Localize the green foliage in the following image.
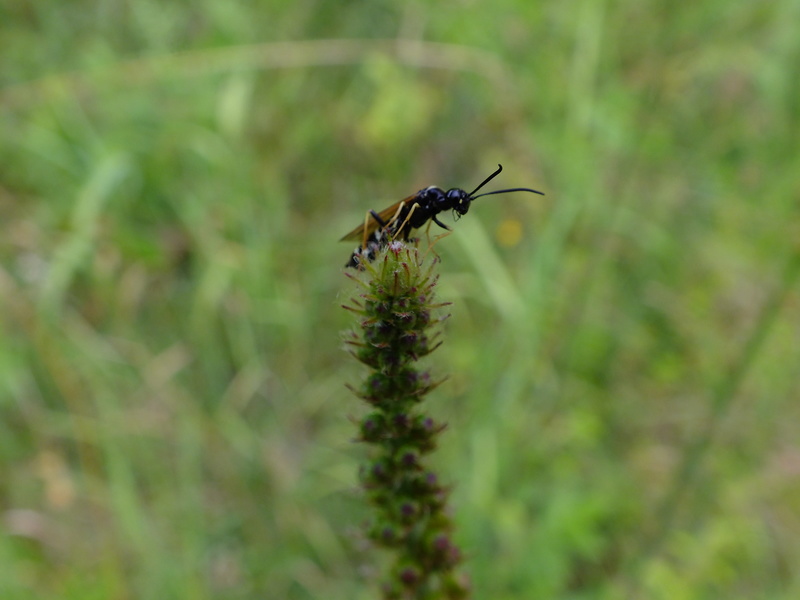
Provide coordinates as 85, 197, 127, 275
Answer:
2, 1, 800, 599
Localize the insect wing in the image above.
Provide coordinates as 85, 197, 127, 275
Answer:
339, 195, 416, 242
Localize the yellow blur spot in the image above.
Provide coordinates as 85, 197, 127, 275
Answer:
495, 218, 523, 248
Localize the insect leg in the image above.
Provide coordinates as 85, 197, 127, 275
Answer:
390, 202, 420, 241
424, 229, 453, 262
431, 215, 451, 232
385, 201, 407, 231
370, 210, 388, 227
418, 214, 451, 258
361, 209, 389, 249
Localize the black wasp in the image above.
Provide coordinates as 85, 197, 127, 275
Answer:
340, 164, 544, 268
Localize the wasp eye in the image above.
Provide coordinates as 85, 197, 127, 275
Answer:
445, 189, 463, 202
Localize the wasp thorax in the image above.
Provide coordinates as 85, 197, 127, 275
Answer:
420, 187, 446, 208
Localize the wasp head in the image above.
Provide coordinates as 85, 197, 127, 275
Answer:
446, 188, 472, 217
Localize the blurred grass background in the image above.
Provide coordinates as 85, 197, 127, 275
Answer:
2, 1, 799, 598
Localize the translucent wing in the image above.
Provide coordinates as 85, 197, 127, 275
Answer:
339, 195, 416, 242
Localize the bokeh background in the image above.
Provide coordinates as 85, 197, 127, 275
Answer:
2, 2, 799, 599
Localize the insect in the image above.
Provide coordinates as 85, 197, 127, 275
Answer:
340, 164, 544, 268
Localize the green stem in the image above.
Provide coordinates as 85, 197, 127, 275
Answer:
343, 242, 469, 600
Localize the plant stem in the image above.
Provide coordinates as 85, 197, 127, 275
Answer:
343, 241, 469, 600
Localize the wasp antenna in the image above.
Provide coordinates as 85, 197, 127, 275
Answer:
471, 187, 545, 199
467, 164, 503, 197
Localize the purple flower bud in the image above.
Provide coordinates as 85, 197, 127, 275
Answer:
399, 566, 419, 586
433, 534, 450, 553
400, 449, 418, 467
393, 413, 410, 429
400, 501, 417, 520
